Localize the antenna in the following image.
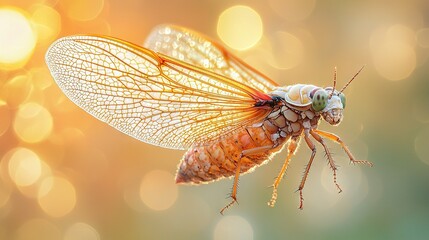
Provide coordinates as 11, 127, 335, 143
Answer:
339, 65, 365, 93
329, 66, 337, 99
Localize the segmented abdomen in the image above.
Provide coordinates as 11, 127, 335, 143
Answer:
176, 127, 271, 184
175, 114, 294, 184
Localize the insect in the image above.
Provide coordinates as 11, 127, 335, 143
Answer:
45, 24, 373, 214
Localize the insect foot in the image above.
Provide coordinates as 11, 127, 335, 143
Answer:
351, 159, 374, 167
268, 187, 278, 207
298, 189, 304, 210
220, 196, 238, 215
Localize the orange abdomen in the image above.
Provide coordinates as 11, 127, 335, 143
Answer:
175, 122, 289, 184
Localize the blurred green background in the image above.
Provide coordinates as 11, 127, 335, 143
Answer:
1, 0, 429, 239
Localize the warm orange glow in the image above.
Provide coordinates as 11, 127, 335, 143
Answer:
268, 0, 316, 21
29, 67, 54, 90
0, 1, 427, 239
14, 218, 61, 240
30, 4, 61, 44
61, 0, 105, 21
267, 31, 305, 69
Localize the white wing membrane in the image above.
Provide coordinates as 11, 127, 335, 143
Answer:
46, 35, 271, 149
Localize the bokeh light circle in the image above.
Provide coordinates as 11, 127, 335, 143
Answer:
17, 160, 52, 199
37, 176, 76, 217
8, 148, 42, 187
0, 8, 36, 70
13, 102, 53, 143
139, 170, 178, 211
64, 222, 100, 240
370, 25, 416, 81
372, 43, 415, 81
213, 215, 253, 240
217, 5, 263, 51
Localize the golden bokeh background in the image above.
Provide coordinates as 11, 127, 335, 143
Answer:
1, 0, 429, 239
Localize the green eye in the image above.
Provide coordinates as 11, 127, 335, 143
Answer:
311, 90, 328, 112
339, 93, 346, 108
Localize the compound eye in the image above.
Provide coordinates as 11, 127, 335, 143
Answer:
311, 90, 328, 112
339, 92, 346, 109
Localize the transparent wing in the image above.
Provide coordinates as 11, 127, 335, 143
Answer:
144, 24, 279, 94
46, 35, 272, 150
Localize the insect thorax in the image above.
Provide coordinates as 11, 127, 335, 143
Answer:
262, 104, 319, 142
262, 86, 323, 143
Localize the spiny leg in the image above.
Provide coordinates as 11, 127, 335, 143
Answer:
220, 156, 242, 215
268, 138, 299, 207
298, 129, 317, 209
220, 145, 275, 214
313, 129, 373, 167
310, 129, 342, 193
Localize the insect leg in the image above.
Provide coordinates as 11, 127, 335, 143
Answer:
220, 156, 243, 215
220, 144, 275, 215
298, 129, 317, 209
268, 137, 299, 207
310, 129, 342, 193
313, 129, 373, 167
